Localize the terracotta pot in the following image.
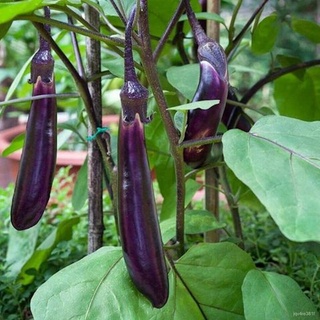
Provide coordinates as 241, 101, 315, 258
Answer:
0, 115, 119, 187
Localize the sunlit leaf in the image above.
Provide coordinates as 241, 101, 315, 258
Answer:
223, 115, 320, 242
242, 270, 319, 320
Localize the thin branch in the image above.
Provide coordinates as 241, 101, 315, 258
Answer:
51, 4, 98, 31
225, 0, 270, 57
0, 93, 79, 107
179, 135, 222, 149
218, 165, 244, 249
139, 0, 186, 257
241, 59, 320, 104
68, 16, 85, 78
21, 14, 124, 48
153, 0, 185, 62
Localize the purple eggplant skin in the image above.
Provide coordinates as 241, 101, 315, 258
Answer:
117, 5, 168, 308
222, 88, 253, 132
183, 58, 228, 168
11, 22, 57, 230
118, 113, 169, 308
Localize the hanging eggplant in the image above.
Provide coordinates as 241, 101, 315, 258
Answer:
183, 0, 228, 168
11, 7, 57, 230
117, 7, 169, 308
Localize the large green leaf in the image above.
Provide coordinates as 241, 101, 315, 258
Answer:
242, 270, 319, 320
30, 246, 204, 320
176, 243, 256, 319
31, 243, 255, 319
222, 115, 320, 242
273, 66, 320, 121
291, 18, 320, 43
18, 217, 80, 285
251, 13, 280, 55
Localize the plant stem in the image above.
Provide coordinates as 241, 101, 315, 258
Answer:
205, 168, 220, 242
241, 59, 320, 104
68, 16, 85, 78
179, 134, 222, 149
138, 0, 185, 257
207, 0, 220, 41
225, 0, 269, 57
153, 0, 185, 62
85, 4, 104, 254
22, 14, 124, 48
218, 165, 244, 249
227, 0, 242, 46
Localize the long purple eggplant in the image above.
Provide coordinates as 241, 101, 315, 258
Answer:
183, 0, 228, 168
11, 8, 57, 230
117, 7, 168, 308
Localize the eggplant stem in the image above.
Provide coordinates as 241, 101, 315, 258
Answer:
139, 0, 186, 257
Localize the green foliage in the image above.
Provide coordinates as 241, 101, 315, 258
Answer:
242, 270, 319, 320
31, 243, 255, 319
291, 18, 320, 44
274, 67, 320, 120
251, 13, 281, 55
223, 116, 320, 242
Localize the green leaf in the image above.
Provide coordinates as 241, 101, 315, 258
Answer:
222, 115, 320, 242
168, 99, 220, 111
166, 64, 199, 101
160, 210, 226, 243
242, 270, 319, 320
184, 209, 226, 234
72, 158, 88, 210
1, 132, 25, 157
18, 217, 80, 285
274, 66, 320, 121
174, 110, 188, 142
291, 18, 320, 43
31, 246, 205, 320
31, 243, 255, 320
4, 224, 40, 280
251, 13, 280, 55
5, 54, 33, 102
176, 243, 256, 319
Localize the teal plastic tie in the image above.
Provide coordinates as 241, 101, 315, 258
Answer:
87, 127, 109, 142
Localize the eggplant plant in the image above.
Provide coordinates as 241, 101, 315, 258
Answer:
1, 0, 320, 319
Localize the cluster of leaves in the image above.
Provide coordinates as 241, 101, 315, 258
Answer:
1, 0, 320, 319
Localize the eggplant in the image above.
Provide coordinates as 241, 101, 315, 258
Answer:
183, 1, 228, 168
117, 7, 168, 308
11, 8, 57, 230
